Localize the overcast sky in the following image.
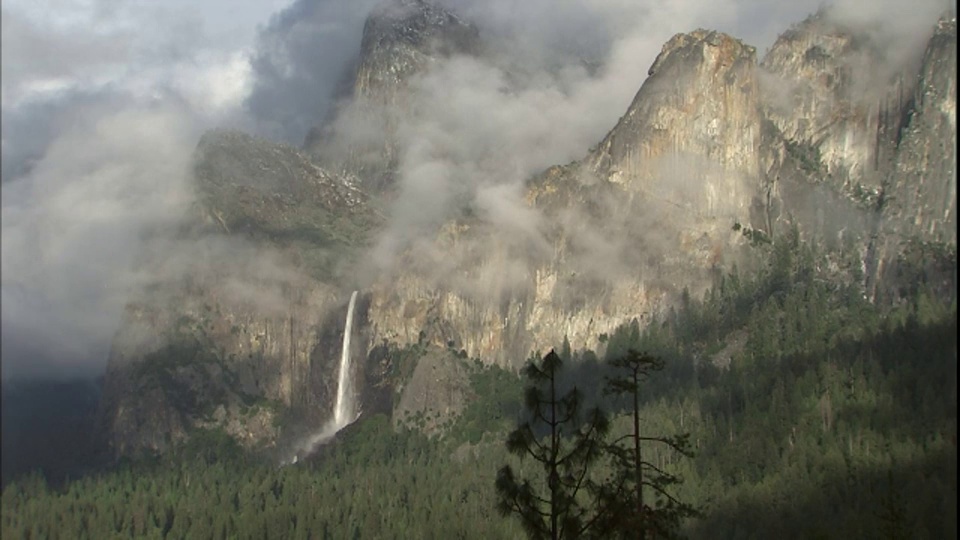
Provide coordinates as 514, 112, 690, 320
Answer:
1, 0, 949, 381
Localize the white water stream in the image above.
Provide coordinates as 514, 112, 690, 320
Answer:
285, 290, 360, 464
333, 290, 358, 427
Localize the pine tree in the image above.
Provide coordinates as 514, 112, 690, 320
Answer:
495, 350, 612, 539
603, 350, 698, 539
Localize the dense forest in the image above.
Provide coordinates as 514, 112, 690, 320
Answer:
2, 229, 956, 539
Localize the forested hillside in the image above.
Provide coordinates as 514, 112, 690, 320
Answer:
3, 231, 955, 539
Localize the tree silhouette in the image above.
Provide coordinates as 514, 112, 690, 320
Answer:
603, 349, 698, 539
495, 350, 613, 539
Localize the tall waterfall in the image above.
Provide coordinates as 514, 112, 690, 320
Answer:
333, 290, 358, 428
283, 290, 360, 465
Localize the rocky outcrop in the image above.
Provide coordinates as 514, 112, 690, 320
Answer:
364, 29, 763, 367
760, 10, 907, 193
393, 348, 472, 436
354, 0, 479, 96
755, 9, 955, 298
194, 130, 381, 281
363, 13, 956, 367
590, 30, 761, 206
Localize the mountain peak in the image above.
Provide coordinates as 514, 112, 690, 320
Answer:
590, 27, 761, 199
362, 0, 476, 53
649, 29, 757, 77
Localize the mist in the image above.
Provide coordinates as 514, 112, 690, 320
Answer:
354, 0, 831, 276
0, 0, 283, 380
0, 102, 199, 379
355, 0, 950, 287
244, 0, 382, 144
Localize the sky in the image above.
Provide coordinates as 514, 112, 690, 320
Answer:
0, 0, 950, 380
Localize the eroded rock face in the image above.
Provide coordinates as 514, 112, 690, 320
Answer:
757, 8, 934, 193
755, 9, 955, 299
758, 10, 955, 228
366, 254, 667, 369
590, 29, 762, 210
99, 249, 347, 457
355, 0, 479, 96
886, 16, 956, 242
362, 14, 956, 368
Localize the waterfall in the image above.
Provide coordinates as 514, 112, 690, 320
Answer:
282, 290, 360, 465
333, 290, 358, 428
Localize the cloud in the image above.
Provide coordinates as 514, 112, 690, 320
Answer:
0, 0, 282, 187
0, 0, 279, 109
828, 0, 950, 80
0, 7, 134, 107
0, 0, 290, 380
1, 90, 126, 183
243, 0, 382, 144
1, 102, 199, 380
363, 0, 814, 269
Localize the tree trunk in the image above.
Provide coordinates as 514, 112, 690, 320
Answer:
551, 367, 559, 540
633, 367, 644, 540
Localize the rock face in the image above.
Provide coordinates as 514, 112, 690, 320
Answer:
758, 11, 955, 230
760, 11, 900, 193
885, 16, 956, 242
755, 10, 956, 298
194, 130, 380, 281
393, 349, 472, 436
354, 0, 479, 96
590, 30, 761, 201
362, 11, 956, 365
307, 0, 479, 191
99, 2, 955, 456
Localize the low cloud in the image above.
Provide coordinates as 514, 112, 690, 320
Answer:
243, 0, 381, 144
1, 102, 198, 379
361, 0, 823, 273
1, 0, 290, 380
